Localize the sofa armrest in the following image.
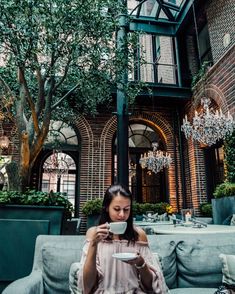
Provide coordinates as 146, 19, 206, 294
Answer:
2, 270, 43, 294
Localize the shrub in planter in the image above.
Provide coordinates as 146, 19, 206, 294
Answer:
0, 189, 74, 219
0, 189, 74, 287
81, 198, 103, 229
212, 182, 235, 224
153, 202, 169, 215
200, 203, 212, 217
132, 202, 173, 217
132, 201, 144, 216
81, 198, 103, 216
213, 182, 235, 198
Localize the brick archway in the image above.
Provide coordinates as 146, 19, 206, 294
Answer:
101, 112, 178, 208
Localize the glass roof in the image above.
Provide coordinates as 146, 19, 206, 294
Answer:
128, 0, 188, 22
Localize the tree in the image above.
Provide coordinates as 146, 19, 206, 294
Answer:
0, 0, 139, 191
224, 130, 235, 183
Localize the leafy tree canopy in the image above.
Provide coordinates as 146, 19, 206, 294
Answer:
0, 0, 139, 190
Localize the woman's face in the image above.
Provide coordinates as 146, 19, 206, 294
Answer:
108, 193, 131, 222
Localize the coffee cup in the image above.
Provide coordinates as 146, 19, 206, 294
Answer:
109, 221, 127, 234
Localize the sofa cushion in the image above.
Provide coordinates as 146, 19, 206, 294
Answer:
42, 244, 82, 294
219, 254, 235, 286
170, 288, 217, 294
176, 237, 235, 288
151, 240, 177, 289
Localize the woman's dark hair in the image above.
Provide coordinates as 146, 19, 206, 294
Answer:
99, 184, 138, 243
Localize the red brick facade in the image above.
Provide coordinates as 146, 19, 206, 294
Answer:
1, 0, 234, 233
184, 45, 235, 214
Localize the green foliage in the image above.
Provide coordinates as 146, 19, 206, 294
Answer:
191, 61, 211, 88
132, 202, 171, 216
0, 189, 74, 218
200, 203, 212, 217
224, 130, 235, 183
81, 198, 103, 216
213, 182, 235, 198
81, 199, 172, 217
0, 0, 144, 191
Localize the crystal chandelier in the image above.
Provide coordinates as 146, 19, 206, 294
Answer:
139, 143, 172, 174
181, 97, 234, 147
44, 150, 69, 178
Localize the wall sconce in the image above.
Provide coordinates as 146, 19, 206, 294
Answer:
0, 135, 10, 149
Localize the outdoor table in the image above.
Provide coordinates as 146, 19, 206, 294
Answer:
152, 224, 235, 234
134, 221, 172, 227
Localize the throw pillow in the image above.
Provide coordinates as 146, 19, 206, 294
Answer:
176, 237, 235, 288
214, 285, 235, 294
222, 215, 233, 225
42, 245, 82, 294
69, 262, 82, 294
230, 215, 235, 226
150, 240, 177, 289
219, 254, 235, 286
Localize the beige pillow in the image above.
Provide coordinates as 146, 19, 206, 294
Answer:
230, 214, 235, 226
219, 254, 235, 285
69, 262, 82, 294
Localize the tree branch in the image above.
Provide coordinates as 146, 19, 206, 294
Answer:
18, 67, 40, 135
0, 75, 15, 100
33, 54, 45, 115
51, 82, 80, 111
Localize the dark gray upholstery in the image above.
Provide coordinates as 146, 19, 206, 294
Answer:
4, 233, 235, 294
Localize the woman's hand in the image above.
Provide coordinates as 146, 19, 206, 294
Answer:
126, 252, 145, 268
90, 223, 110, 244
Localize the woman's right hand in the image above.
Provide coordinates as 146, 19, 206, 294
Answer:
90, 223, 110, 244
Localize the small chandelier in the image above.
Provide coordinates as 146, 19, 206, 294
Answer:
0, 135, 10, 149
139, 143, 172, 174
181, 97, 234, 147
44, 150, 69, 178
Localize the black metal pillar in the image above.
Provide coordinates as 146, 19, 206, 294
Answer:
116, 0, 129, 187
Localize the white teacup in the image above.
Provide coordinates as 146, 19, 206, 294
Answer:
109, 221, 127, 234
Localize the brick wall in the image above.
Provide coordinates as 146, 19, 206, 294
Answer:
75, 105, 181, 232
207, 0, 235, 62
185, 44, 235, 211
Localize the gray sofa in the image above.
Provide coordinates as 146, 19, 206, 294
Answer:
3, 233, 235, 294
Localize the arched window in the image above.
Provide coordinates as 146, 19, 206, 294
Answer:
113, 123, 168, 203
41, 151, 77, 208
32, 121, 80, 214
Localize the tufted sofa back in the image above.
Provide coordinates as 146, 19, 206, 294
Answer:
32, 233, 235, 293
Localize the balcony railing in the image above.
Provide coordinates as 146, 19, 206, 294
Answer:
129, 62, 178, 85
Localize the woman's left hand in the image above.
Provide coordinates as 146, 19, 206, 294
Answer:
125, 252, 145, 267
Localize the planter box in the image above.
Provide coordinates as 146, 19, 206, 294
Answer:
212, 196, 235, 224
87, 214, 100, 229
0, 205, 65, 292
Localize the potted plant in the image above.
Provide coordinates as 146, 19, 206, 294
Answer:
200, 203, 212, 217
132, 202, 174, 221
0, 189, 74, 290
197, 203, 213, 224
81, 198, 103, 229
212, 182, 235, 224
0, 189, 74, 224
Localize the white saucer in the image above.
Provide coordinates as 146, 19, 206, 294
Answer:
112, 252, 137, 261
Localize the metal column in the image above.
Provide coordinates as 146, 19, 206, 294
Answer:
116, 0, 129, 187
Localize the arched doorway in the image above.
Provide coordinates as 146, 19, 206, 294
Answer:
113, 122, 168, 203
204, 142, 225, 201
41, 151, 77, 209
31, 121, 80, 214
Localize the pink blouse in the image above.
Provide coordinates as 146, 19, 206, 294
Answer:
77, 239, 169, 294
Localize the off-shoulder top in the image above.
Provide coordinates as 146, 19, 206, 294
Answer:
77, 239, 169, 294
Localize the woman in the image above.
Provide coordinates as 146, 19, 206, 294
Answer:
77, 184, 168, 293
